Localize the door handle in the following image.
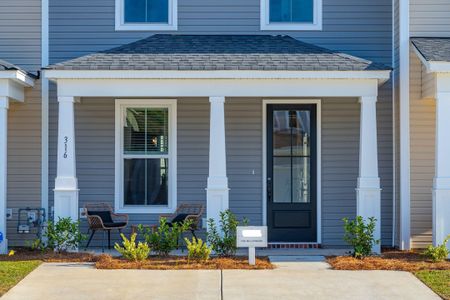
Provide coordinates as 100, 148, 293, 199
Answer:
267, 177, 272, 201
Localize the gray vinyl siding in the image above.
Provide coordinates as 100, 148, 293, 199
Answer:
48, 0, 394, 246
6, 82, 42, 246
1, 0, 42, 246
410, 0, 450, 37
409, 50, 435, 249
0, 0, 41, 71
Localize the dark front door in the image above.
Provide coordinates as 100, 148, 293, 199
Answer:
267, 104, 317, 242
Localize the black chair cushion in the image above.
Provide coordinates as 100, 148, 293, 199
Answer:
88, 211, 113, 224
103, 222, 127, 228
169, 213, 190, 225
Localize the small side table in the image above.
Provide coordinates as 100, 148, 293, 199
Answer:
131, 224, 157, 235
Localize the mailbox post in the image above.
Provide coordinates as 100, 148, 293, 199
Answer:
237, 226, 268, 265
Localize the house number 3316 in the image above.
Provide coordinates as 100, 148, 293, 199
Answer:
63, 136, 69, 158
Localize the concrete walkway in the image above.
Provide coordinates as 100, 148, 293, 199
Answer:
2, 258, 440, 300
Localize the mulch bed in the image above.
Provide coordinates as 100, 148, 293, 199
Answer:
96, 254, 274, 270
327, 249, 450, 272
0, 248, 274, 270
0, 248, 98, 263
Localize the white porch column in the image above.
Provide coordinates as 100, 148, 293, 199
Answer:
54, 96, 78, 221
206, 96, 229, 227
433, 92, 450, 254
0, 97, 8, 254
357, 96, 381, 254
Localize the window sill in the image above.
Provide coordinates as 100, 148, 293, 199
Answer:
116, 206, 176, 214
260, 23, 322, 31
115, 23, 178, 31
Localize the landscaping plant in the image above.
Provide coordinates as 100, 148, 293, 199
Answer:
423, 235, 450, 262
139, 218, 192, 256
45, 217, 86, 252
207, 210, 248, 257
114, 233, 150, 262
184, 237, 212, 262
342, 216, 379, 259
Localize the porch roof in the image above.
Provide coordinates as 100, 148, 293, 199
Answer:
412, 37, 450, 63
46, 35, 389, 72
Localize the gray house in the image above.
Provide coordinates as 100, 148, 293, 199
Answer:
0, 0, 448, 254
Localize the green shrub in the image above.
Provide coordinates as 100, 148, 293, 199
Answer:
139, 218, 192, 256
114, 233, 150, 262
343, 216, 379, 259
207, 210, 248, 257
184, 237, 212, 262
423, 236, 450, 262
45, 217, 86, 252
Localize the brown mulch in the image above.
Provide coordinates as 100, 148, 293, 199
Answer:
327, 250, 450, 272
0, 248, 98, 263
96, 254, 274, 270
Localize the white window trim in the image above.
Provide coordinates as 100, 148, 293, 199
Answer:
115, 99, 177, 214
260, 0, 322, 31
115, 0, 178, 31
262, 99, 322, 244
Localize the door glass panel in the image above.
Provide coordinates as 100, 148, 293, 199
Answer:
292, 157, 310, 203
273, 111, 291, 156
291, 110, 310, 156
273, 157, 291, 203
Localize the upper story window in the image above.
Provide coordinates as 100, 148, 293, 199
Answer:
115, 0, 177, 31
261, 0, 322, 31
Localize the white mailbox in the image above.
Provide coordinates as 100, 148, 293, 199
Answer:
237, 226, 267, 265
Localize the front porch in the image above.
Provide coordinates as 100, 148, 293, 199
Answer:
44, 35, 391, 250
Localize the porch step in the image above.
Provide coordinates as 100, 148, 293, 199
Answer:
267, 243, 321, 249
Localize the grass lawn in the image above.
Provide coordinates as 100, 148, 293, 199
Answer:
415, 270, 450, 300
0, 261, 41, 296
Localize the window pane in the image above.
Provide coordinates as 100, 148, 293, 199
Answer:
147, 0, 169, 23
124, 0, 169, 23
124, 158, 168, 206
124, 0, 146, 22
270, 0, 314, 23
273, 157, 291, 203
124, 107, 168, 155
273, 111, 291, 156
292, 157, 310, 203
291, 111, 310, 156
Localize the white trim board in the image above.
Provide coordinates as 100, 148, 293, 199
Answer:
262, 99, 322, 244
45, 70, 390, 82
399, 0, 411, 250
114, 99, 177, 214
54, 78, 381, 98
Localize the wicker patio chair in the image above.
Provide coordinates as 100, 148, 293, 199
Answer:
159, 203, 205, 240
131, 203, 205, 240
84, 203, 129, 252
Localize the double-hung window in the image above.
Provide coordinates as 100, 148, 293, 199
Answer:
115, 100, 177, 213
261, 0, 322, 31
115, 0, 177, 31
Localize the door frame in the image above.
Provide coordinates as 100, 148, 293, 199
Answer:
262, 99, 322, 244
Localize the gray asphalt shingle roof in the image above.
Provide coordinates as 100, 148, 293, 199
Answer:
412, 37, 450, 62
47, 35, 388, 71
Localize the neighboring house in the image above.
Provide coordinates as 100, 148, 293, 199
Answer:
0, 0, 448, 254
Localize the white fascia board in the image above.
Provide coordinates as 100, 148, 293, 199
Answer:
56, 78, 380, 98
0, 79, 26, 102
413, 45, 450, 74
44, 69, 391, 83
0, 70, 35, 87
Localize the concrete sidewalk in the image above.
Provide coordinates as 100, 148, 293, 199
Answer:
2, 259, 440, 300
